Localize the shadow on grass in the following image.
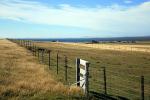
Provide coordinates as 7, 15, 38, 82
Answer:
89, 91, 129, 100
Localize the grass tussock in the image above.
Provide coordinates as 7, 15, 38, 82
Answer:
0, 39, 83, 100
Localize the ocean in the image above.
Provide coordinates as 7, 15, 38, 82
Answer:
19, 36, 150, 42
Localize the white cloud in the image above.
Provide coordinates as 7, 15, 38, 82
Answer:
0, 0, 150, 36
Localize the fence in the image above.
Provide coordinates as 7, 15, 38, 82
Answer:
8, 39, 150, 100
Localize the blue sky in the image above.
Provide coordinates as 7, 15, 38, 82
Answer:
32, 0, 149, 7
0, 0, 150, 38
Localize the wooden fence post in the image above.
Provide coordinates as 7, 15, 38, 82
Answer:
34, 46, 37, 56
20, 40, 22, 46
27, 40, 29, 48
23, 40, 25, 47
48, 50, 51, 69
41, 49, 44, 63
57, 52, 59, 74
141, 76, 144, 100
76, 58, 80, 86
22, 40, 24, 46
85, 61, 89, 98
103, 67, 107, 95
30, 41, 32, 47
25, 40, 26, 47
28, 40, 30, 48
64, 56, 68, 82
32, 44, 34, 56
26, 40, 27, 48
38, 48, 40, 59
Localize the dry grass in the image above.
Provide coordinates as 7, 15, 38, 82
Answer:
35, 41, 150, 99
0, 40, 83, 100
62, 42, 150, 53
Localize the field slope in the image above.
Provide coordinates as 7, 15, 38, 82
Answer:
35, 41, 150, 100
0, 39, 82, 100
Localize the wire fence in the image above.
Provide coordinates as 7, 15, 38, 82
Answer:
8, 39, 150, 100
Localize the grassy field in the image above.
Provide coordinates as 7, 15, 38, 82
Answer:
0, 40, 83, 100
34, 41, 150, 100
62, 42, 150, 53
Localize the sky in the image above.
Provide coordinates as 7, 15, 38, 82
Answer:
0, 0, 150, 38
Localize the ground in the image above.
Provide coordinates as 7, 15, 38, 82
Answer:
34, 41, 150, 100
0, 39, 83, 100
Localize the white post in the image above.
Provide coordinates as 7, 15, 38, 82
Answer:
76, 58, 89, 97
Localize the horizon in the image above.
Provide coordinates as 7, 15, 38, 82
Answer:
0, 0, 150, 38
3, 35, 150, 39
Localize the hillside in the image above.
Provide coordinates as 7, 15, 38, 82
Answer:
0, 39, 82, 100
34, 41, 150, 100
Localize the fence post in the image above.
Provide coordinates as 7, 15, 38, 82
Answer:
27, 40, 28, 48
38, 48, 40, 59
85, 61, 89, 98
76, 58, 80, 86
103, 67, 107, 95
48, 50, 51, 69
141, 76, 144, 100
20, 40, 22, 46
25, 40, 26, 47
41, 49, 44, 63
30, 40, 32, 47
26, 40, 27, 48
23, 40, 25, 47
57, 52, 59, 74
32, 44, 34, 56
22, 40, 24, 46
34, 46, 37, 56
64, 56, 68, 82
28, 40, 29, 48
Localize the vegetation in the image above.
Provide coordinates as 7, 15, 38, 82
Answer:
0, 40, 83, 100
1, 39, 150, 99
34, 41, 150, 100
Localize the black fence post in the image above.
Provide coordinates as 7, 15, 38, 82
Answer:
34, 46, 37, 56
64, 56, 68, 82
30, 40, 32, 48
27, 40, 28, 48
24, 40, 26, 47
38, 48, 40, 59
76, 58, 80, 87
103, 67, 107, 95
23, 40, 25, 47
28, 40, 29, 48
32, 44, 34, 56
28, 40, 30, 48
141, 76, 144, 100
21, 40, 22, 46
26, 40, 27, 48
41, 49, 44, 63
21, 40, 23, 46
57, 52, 59, 74
27, 40, 29, 48
48, 50, 51, 69
85, 61, 90, 98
